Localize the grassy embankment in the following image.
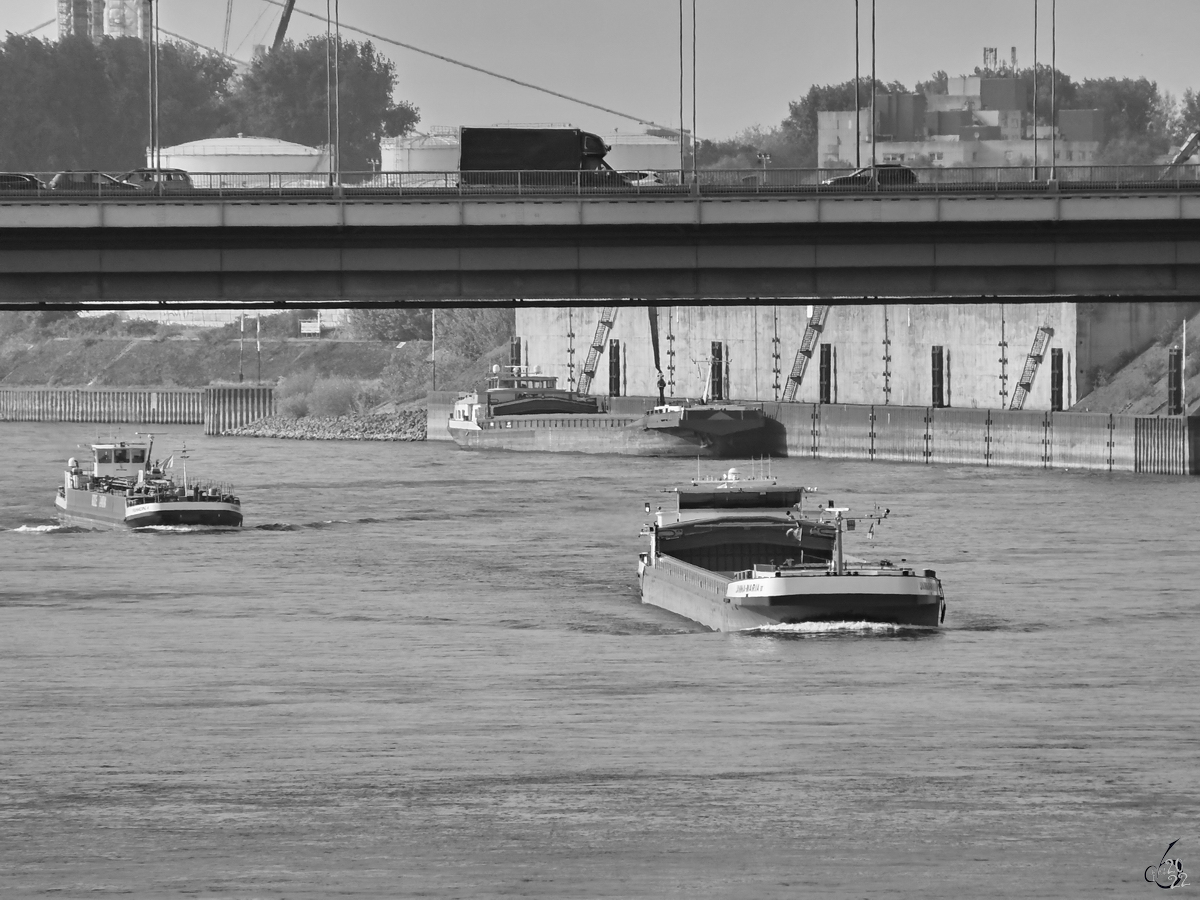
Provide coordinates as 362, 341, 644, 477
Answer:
0, 310, 509, 438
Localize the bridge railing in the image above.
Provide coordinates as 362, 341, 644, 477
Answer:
5, 164, 1200, 200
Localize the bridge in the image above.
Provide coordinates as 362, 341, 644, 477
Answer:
3, 167, 1200, 307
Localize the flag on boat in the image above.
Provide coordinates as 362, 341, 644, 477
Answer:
164, 455, 174, 468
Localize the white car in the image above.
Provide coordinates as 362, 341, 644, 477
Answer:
621, 170, 664, 186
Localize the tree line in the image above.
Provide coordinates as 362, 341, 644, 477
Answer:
0, 33, 419, 172
699, 66, 1200, 169
3, 34, 1194, 174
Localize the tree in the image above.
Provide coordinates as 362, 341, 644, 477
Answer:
225, 37, 419, 172
0, 34, 234, 171
438, 308, 514, 360
347, 308, 432, 341
915, 70, 948, 96
1179, 89, 1200, 139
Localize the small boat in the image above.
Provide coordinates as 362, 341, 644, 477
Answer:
54, 436, 242, 529
448, 365, 770, 457
637, 467, 944, 631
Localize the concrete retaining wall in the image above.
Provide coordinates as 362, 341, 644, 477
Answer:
517, 302, 1079, 412
0, 386, 276, 436
203, 387, 275, 435
426, 390, 460, 441
772, 402, 1194, 475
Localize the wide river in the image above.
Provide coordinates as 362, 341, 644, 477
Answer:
1, 422, 1197, 898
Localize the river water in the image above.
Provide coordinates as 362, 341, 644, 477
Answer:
1, 422, 1197, 898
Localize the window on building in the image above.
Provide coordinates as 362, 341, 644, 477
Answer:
932, 346, 945, 408
819, 344, 832, 405
1050, 348, 1064, 411
710, 341, 724, 401
608, 339, 621, 397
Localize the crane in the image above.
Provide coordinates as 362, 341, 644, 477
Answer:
270, 0, 297, 52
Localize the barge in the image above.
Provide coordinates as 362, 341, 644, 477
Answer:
448, 366, 768, 457
638, 469, 945, 630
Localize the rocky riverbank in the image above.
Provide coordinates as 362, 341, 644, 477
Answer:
229, 410, 426, 441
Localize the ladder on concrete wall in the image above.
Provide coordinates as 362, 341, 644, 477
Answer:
1008, 322, 1053, 411
575, 306, 618, 396
781, 305, 830, 402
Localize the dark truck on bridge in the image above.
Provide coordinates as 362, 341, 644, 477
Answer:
459, 127, 628, 188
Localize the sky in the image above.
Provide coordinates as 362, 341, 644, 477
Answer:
7, 1, 1200, 140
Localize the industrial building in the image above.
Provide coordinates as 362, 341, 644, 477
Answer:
818, 73, 1103, 168
58, 0, 149, 41
513, 302, 1197, 413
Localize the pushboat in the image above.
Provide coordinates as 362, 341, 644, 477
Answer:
448, 365, 769, 457
54, 436, 242, 528
637, 467, 945, 631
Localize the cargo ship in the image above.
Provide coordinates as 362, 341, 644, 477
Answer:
54, 436, 242, 528
447, 365, 768, 457
637, 468, 945, 631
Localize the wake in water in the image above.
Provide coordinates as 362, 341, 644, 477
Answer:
10, 523, 90, 534
745, 620, 937, 636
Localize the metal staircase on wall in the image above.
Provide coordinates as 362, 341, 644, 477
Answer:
1008, 322, 1053, 411
781, 305, 830, 402
575, 306, 618, 396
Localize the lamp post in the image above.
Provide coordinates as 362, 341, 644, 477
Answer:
334, 0, 341, 185
679, 0, 685, 177
855, 0, 860, 168
1032, 0, 1038, 179
691, 0, 697, 184
1051, 0, 1057, 182
870, 0, 876, 168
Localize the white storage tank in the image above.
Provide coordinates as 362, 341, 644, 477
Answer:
380, 127, 462, 172
153, 135, 331, 188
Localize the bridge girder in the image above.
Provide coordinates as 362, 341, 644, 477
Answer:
1, 194, 1199, 308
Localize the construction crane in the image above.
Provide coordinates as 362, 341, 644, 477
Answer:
270, 0, 297, 52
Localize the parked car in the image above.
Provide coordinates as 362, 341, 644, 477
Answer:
119, 167, 194, 192
0, 173, 45, 191
48, 171, 140, 193
823, 163, 919, 188
620, 170, 664, 186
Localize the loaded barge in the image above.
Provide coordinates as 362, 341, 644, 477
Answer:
448, 366, 768, 457
55, 436, 241, 528
638, 469, 945, 630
